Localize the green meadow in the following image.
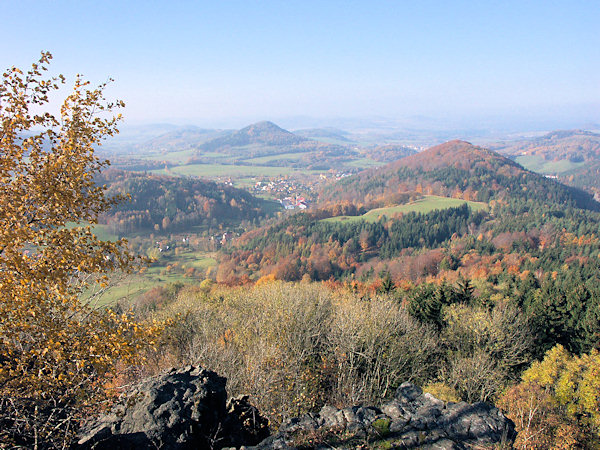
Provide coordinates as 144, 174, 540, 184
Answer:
515, 154, 585, 174
345, 157, 383, 168
323, 195, 487, 224
150, 163, 322, 178
85, 249, 218, 306
242, 152, 305, 165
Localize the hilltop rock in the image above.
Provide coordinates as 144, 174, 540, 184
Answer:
77, 367, 513, 449
77, 366, 268, 449
251, 382, 515, 449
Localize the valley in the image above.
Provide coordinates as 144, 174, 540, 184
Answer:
93, 128, 600, 307
5, 5, 600, 447
92, 127, 600, 445
26, 113, 600, 447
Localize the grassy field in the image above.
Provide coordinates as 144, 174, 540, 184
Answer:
345, 157, 383, 169
86, 249, 218, 306
151, 163, 323, 178
143, 148, 198, 164
243, 152, 305, 165
323, 195, 487, 224
515, 154, 585, 174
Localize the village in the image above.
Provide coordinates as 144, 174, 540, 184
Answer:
251, 170, 355, 209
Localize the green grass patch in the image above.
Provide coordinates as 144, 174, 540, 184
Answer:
243, 152, 305, 164
82, 249, 217, 307
345, 157, 383, 169
151, 163, 322, 178
515, 154, 585, 174
85, 272, 189, 307
175, 251, 217, 269
323, 195, 487, 224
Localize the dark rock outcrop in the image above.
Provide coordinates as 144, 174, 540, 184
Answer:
252, 382, 515, 449
78, 367, 513, 449
77, 366, 267, 449
223, 395, 270, 447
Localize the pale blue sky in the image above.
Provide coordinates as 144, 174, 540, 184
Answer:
2, 1, 598, 128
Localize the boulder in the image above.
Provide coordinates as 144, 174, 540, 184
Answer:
77, 366, 267, 449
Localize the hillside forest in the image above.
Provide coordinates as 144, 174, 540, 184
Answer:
96, 137, 600, 448
2, 55, 600, 449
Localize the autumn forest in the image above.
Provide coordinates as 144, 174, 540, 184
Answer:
2, 51, 600, 449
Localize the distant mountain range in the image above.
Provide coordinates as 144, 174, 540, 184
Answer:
105, 122, 600, 187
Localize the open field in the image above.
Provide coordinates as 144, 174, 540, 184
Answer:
515, 154, 585, 174
242, 152, 305, 164
150, 163, 323, 178
143, 149, 198, 164
323, 195, 487, 223
345, 157, 383, 168
85, 249, 218, 306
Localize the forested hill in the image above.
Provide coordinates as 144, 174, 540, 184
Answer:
189, 121, 352, 160
96, 169, 276, 233
367, 144, 417, 162
216, 140, 600, 287
393, 140, 521, 172
321, 140, 599, 210
197, 121, 307, 151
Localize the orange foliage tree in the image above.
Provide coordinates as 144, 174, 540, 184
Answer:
0, 53, 162, 447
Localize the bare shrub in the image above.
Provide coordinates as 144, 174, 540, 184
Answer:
159, 282, 441, 426
328, 294, 440, 405
441, 301, 533, 402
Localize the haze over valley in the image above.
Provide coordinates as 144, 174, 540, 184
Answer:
3, 1, 600, 448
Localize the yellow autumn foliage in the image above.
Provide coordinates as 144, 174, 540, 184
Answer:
0, 53, 162, 447
499, 344, 600, 448
523, 344, 600, 436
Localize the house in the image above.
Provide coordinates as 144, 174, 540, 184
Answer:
220, 232, 232, 245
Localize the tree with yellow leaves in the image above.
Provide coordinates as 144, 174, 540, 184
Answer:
498, 344, 600, 449
0, 53, 162, 448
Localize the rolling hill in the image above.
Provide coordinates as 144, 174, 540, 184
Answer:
215, 139, 600, 286
137, 126, 226, 152
482, 130, 600, 197
490, 129, 600, 164
321, 140, 598, 210
561, 160, 600, 199
185, 121, 354, 164
96, 169, 277, 234
293, 127, 353, 144
198, 121, 307, 151
366, 144, 418, 162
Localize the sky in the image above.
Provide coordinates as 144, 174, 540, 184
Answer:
1, 0, 599, 129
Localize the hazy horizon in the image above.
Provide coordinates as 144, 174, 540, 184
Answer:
2, 1, 598, 130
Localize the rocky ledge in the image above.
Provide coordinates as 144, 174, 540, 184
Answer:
77, 366, 268, 449
78, 366, 514, 449
252, 382, 515, 449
